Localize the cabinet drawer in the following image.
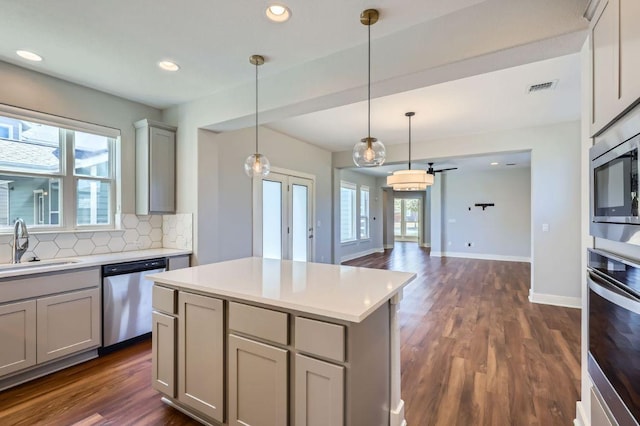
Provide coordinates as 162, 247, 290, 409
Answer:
0, 267, 100, 304
153, 285, 176, 314
295, 317, 345, 363
229, 302, 288, 345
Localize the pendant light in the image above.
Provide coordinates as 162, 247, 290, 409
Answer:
352, 9, 386, 167
244, 54, 271, 178
387, 112, 434, 191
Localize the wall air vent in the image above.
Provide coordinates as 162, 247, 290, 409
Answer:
527, 80, 558, 93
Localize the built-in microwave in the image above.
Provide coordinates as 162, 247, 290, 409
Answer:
590, 107, 640, 243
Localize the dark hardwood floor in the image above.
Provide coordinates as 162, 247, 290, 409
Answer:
0, 243, 580, 425
344, 243, 581, 426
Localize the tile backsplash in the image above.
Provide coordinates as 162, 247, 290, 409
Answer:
0, 213, 193, 263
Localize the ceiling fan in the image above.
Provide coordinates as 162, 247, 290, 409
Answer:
427, 162, 458, 175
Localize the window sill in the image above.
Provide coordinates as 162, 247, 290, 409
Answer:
0, 226, 116, 236
341, 240, 358, 246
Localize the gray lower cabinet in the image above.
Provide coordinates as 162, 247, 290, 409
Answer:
151, 287, 390, 426
228, 334, 288, 426
178, 291, 224, 423
295, 354, 344, 426
0, 300, 37, 376
151, 311, 176, 396
36, 287, 101, 363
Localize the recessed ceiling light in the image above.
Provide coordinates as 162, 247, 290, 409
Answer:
158, 60, 180, 72
490, 162, 499, 166
266, 4, 291, 22
16, 50, 43, 62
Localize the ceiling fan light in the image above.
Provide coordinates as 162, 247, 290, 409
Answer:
387, 169, 434, 191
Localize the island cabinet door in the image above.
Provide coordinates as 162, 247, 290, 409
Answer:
151, 311, 176, 396
294, 354, 344, 426
228, 334, 288, 426
178, 292, 224, 423
0, 300, 36, 377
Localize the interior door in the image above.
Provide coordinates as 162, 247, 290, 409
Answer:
254, 171, 314, 261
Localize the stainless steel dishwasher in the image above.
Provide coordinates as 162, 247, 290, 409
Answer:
102, 258, 166, 352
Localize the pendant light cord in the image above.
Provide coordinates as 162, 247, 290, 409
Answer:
367, 15, 371, 141
408, 114, 412, 170
255, 62, 259, 154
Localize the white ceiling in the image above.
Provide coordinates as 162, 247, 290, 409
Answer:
1, 0, 588, 175
267, 53, 581, 152
0, 0, 489, 108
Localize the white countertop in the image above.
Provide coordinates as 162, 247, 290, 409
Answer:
0, 248, 192, 279
148, 257, 416, 323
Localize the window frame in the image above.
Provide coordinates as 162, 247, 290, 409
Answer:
340, 181, 357, 243
0, 104, 120, 233
359, 185, 370, 240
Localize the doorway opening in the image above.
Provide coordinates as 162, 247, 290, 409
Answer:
394, 197, 421, 243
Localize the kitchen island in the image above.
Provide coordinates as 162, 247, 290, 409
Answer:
148, 257, 415, 426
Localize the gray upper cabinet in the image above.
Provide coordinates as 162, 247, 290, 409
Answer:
135, 119, 176, 215
590, 0, 640, 136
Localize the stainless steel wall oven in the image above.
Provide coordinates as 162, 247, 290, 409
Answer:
588, 248, 640, 426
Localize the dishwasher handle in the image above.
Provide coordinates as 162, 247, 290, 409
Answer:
102, 258, 167, 276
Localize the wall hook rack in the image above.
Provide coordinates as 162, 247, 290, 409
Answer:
474, 203, 495, 211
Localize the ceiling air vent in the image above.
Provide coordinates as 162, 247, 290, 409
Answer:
527, 80, 558, 93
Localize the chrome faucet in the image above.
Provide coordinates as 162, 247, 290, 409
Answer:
11, 218, 29, 264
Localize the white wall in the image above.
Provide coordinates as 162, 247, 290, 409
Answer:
0, 61, 162, 214
437, 167, 531, 261
195, 126, 333, 265
337, 169, 383, 262
334, 120, 582, 305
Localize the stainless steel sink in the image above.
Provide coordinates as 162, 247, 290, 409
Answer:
0, 259, 80, 272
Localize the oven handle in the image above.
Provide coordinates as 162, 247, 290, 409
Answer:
588, 271, 640, 315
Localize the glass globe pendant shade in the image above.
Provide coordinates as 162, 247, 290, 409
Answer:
353, 137, 386, 167
244, 153, 271, 178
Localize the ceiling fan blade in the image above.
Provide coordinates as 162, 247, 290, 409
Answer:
434, 167, 458, 173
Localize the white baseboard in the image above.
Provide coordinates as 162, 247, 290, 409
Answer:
529, 290, 582, 309
384, 244, 394, 249
574, 400, 588, 426
432, 251, 531, 262
340, 247, 384, 263
420, 243, 431, 248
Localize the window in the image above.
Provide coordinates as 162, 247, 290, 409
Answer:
340, 181, 357, 243
0, 108, 117, 230
360, 186, 370, 239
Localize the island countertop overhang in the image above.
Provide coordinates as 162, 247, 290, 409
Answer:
148, 257, 416, 323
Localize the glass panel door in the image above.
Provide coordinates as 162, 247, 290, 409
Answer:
255, 171, 314, 261
394, 198, 420, 242
291, 182, 309, 261
262, 179, 284, 259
